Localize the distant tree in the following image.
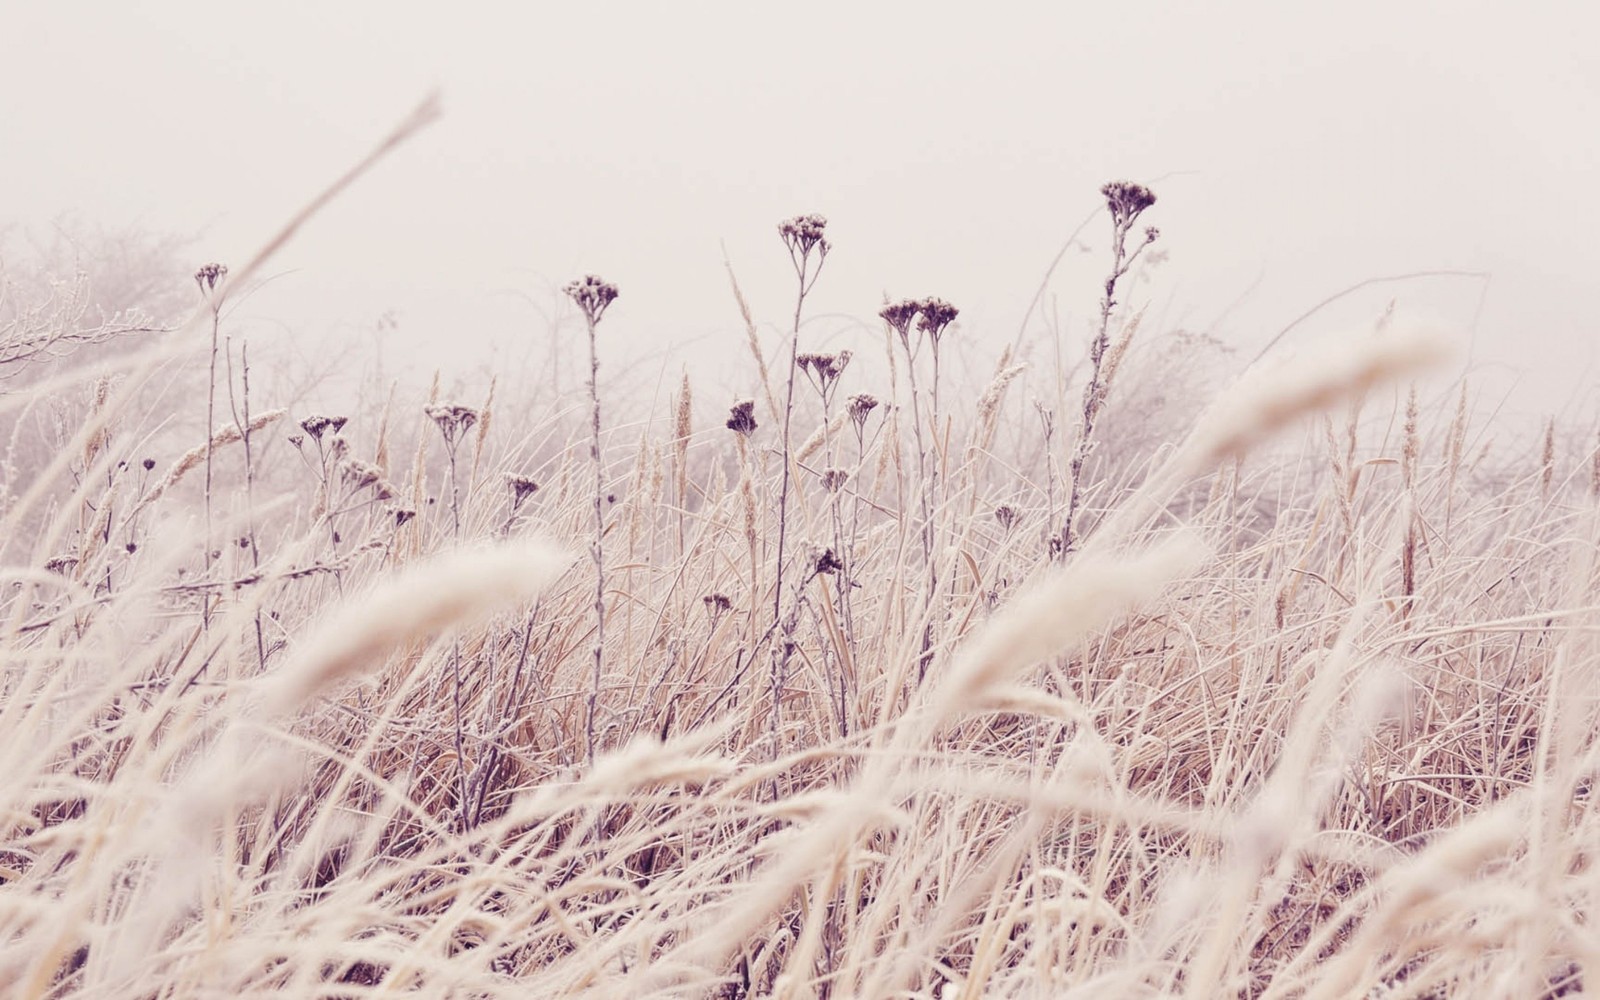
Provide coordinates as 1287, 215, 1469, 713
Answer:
0, 217, 191, 385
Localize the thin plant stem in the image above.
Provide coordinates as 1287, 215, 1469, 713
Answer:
584, 308, 606, 767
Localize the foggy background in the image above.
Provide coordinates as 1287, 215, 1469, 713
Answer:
3, 1, 1595, 420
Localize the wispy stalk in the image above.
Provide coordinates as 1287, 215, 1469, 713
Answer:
1059, 180, 1159, 557
566, 273, 620, 766
770, 215, 829, 756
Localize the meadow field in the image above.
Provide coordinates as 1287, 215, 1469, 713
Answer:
3, 118, 1597, 998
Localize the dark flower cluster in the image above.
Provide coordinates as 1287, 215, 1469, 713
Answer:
1100, 181, 1157, 228
993, 503, 1020, 533
425, 403, 480, 445
507, 474, 540, 507
194, 262, 228, 294
879, 297, 960, 349
811, 547, 843, 576
564, 274, 620, 326
797, 350, 852, 398
725, 399, 758, 436
778, 214, 829, 259
340, 459, 395, 499
298, 414, 348, 442
917, 298, 959, 345
846, 393, 879, 431
879, 299, 921, 341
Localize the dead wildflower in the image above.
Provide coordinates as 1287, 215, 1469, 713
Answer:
425, 403, 480, 446
299, 415, 341, 441
507, 474, 540, 507
778, 213, 830, 261
810, 546, 843, 576
847, 393, 880, 433
194, 262, 228, 295
1060, 180, 1161, 558
44, 554, 79, 575
389, 506, 416, 528
826, 349, 852, 380
821, 468, 850, 493
726, 399, 758, 436
340, 459, 395, 499
994, 504, 1020, 533
799, 350, 852, 400
564, 274, 619, 326
703, 592, 733, 614
287, 434, 304, 450
565, 272, 620, 765
1101, 180, 1158, 227
917, 297, 959, 346
880, 298, 922, 349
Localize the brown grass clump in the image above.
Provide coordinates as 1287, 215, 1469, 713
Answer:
3, 136, 1597, 998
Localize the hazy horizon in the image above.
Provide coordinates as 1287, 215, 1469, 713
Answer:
4, 1, 1596, 420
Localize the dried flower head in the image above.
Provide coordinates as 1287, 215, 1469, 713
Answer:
507, 474, 540, 506
822, 349, 851, 380
821, 468, 850, 493
917, 297, 959, 345
994, 504, 1020, 533
726, 399, 758, 436
703, 592, 733, 614
847, 393, 880, 431
327, 435, 350, 463
44, 554, 80, 575
425, 403, 480, 446
340, 459, 395, 499
1101, 181, 1157, 227
194, 262, 228, 295
779, 214, 830, 260
880, 298, 922, 346
141, 457, 156, 471
1144, 226, 1160, 244
564, 274, 619, 326
811, 547, 844, 576
799, 350, 853, 398
389, 506, 417, 528
287, 434, 304, 449
299, 415, 339, 441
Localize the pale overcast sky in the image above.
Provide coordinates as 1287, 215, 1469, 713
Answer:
3, 1, 1596, 416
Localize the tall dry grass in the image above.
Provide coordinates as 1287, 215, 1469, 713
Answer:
3, 118, 1598, 998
